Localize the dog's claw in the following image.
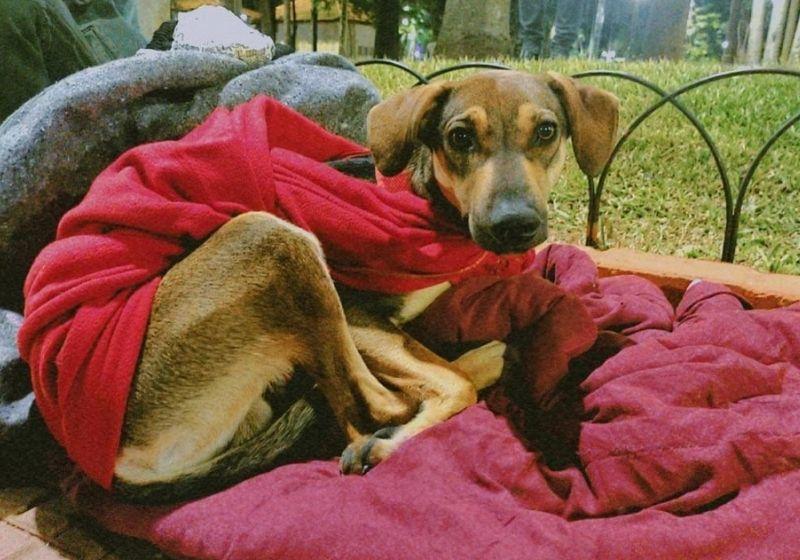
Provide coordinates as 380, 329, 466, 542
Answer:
340, 426, 400, 476
340, 446, 356, 475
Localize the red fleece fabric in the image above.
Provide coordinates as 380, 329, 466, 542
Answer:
73, 248, 800, 559
17, 96, 536, 488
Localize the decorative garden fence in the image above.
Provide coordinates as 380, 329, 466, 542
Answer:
355, 60, 800, 264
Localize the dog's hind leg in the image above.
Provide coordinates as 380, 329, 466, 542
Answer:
115, 212, 411, 501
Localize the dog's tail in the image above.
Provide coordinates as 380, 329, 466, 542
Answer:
112, 391, 342, 505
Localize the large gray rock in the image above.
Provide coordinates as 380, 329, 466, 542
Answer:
0, 51, 247, 312
0, 310, 32, 440
0, 50, 379, 312
220, 51, 379, 142
0, 309, 62, 487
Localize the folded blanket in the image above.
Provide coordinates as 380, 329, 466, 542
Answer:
17, 95, 537, 488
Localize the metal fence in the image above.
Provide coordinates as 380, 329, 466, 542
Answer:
355, 60, 800, 263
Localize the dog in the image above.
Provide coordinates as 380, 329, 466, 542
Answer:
112, 70, 618, 503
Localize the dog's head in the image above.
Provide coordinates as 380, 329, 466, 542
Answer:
368, 70, 619, 254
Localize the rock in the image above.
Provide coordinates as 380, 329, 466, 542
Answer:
272, 51, 360, 72
0, 310, 34, 441
0, 51, 248, 312
171, 5, 276, 67
0, 311, 27, 400
0, 50, 378, 312
221, 52, 379, 143
0, 309, 68, 488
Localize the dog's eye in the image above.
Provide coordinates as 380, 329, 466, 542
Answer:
448, 128, 475, 152
535, 122, 557, 142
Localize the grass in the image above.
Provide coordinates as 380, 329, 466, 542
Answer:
358, 58, 800, 276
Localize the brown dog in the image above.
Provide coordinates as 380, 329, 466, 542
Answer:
112, 70, 618, 503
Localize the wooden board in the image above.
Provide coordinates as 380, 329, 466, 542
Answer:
583, 247, 800, 309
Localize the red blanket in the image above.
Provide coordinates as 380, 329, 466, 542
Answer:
17, 96, 536, 488
73, 247, 800, 559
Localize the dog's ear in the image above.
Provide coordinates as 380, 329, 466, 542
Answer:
546, 72, 619, 177
367, 83, 452, 177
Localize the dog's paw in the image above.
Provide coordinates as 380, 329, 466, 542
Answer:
453, 340, 507, 391
339, 426, 400, 475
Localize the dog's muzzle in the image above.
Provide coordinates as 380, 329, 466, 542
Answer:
470, 201, 547, 254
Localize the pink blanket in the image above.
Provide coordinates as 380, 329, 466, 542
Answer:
75, 246, 800, 559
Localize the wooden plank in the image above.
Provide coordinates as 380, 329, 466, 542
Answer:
583, 247, 800, 309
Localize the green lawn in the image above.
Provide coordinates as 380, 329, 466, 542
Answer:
359, 59, 800, 275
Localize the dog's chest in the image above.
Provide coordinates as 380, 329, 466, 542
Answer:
392, 282, 452, 325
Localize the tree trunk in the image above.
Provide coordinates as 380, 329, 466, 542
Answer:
588, 0, 607, 59
722, 0, 743, 63
436, 0, 512, 58
791, 10, 800, 63
283, 0, 292, 44
747, 0, 768, 64
311, 0, 319, 51
259, 0, 272, 36
291, 0, 298, 49
339, 0, 352, 56
374, 0, 402, 59
638, 0, 692, 60
764, 0, 789, 63
781, 0, 800, 62
225, 0, 243, 14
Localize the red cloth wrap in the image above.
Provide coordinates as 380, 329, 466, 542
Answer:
18, 96, 536, 488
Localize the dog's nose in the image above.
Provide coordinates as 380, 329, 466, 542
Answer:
490, 211, 541, 245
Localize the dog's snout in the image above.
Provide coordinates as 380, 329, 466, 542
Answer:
491, 212, 540, 244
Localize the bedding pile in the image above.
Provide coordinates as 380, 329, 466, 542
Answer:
19, 96, 800, 559
73, 251, 800, 559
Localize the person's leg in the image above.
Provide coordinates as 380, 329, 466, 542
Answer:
63, 0, 146, 62
0, 0, 98, 123
551, 0, 584, 58
518, 0, 546, 59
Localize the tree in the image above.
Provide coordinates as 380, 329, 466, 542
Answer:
763, 0, 789, 63
339, 0, 353, 56
780, 0, 800, 62
687, 0, 728, 60
417, 0, 447, 38
283, 0, 292, 45
257, 0, 273, 37
374, 0, 402, 58
345, 0, 445, 59
746, 0, 767, 64
791, 12, 800, 64
638, 0, 693, 59
435, 0, 512, 57
722, 0, 744, 62
587, 0, 607, 59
